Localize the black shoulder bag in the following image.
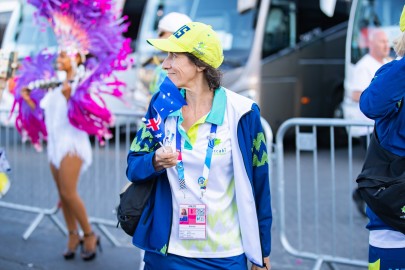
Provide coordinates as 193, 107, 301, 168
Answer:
356, 130, 405, 234
116, 178, 156, 236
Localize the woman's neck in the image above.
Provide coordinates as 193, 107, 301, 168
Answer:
65, 68, 75, 81
182, 86, 214, 130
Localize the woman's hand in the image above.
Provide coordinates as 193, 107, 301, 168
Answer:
61, 81, 72, 100
21, 87, 30, 101
21, 87, 36, 109
153, 146, 178, 171
251, 257, 271, 270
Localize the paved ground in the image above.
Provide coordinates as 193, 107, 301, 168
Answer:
0, 208, 142, 270
0, 126, 369, 270
0, 205, 367, 270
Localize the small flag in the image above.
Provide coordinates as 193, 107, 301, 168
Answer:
143, 77, 186, 142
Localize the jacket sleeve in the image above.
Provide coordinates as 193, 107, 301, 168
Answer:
126, 94, 166, 182
360, 58, 405, 120
238, 104, 273, 256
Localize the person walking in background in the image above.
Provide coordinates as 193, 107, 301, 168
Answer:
127, 22, 272, 269
20, 51, 99, 260
148, 12, 192, 94
357, 7, 405, 269
343, 28, 391, 218
13, 0, 130, 261
343, 28, 391, 141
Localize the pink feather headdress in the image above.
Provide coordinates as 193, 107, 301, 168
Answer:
13, 0, 132, 148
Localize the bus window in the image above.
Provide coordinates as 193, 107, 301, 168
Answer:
262, 6, 291, 57
14, 4, 58, 58
0, 11, 12, 46
351, 0, 402, 64
121, 0, 147, 51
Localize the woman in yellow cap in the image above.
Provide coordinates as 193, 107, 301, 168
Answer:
127, 22, 272, 269
148, 12, 192, 94
357, 6, 405, 270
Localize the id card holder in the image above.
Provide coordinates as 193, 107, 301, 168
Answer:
178, 204, 206, 240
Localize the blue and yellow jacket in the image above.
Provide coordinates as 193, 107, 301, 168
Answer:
360, 57, 405, 231
126, 87, 272, 267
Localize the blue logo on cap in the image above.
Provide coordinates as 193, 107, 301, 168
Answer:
174, 25, 191, 38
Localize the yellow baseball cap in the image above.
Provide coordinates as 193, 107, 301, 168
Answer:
401, 5, 405, 32
147, 22, 224, 68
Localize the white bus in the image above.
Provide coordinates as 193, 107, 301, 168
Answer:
344, 0, 402, 100
135, 0, 352, 133
331, 0, 402, 143
0, 0, 148, 127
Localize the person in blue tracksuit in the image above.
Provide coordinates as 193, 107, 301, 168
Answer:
359, 7, 405, 269
126, 22, 272, 270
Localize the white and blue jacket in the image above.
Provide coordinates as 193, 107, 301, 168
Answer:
126, 87, 272, 267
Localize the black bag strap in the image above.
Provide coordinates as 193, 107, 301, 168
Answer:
357, 129, 405, 187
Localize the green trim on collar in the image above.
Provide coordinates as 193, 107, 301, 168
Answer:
206, 87, 226, 125
169, 87, 226, 150
186, 115, 207, 147
169, 88, 226, 125
176, 113, 193, 150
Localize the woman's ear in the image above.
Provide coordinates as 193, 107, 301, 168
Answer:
196, 66, 206, 72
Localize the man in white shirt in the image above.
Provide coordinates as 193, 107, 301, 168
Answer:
343, 28, 390, 139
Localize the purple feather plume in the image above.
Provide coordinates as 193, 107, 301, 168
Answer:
12, 52, 57, 151
25, 0, 131, 144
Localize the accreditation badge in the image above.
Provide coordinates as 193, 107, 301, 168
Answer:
178, 204, 206, 240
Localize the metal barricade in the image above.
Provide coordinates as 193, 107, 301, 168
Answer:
0, 108, 274, 251
275, 118, 373, 270
0, 108, 65, 239
0, 108, 144, 246
261, 116, 274, 177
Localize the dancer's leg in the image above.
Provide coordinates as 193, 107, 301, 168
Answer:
50, 163, 78, 232
50, 163, 81, 254
58, 154, 97, 253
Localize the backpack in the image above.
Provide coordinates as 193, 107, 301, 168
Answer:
356, 131, 405, 234
116, 178, 156, 236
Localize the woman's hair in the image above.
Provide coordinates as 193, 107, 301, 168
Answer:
394, 31, 405, 57
184, 52, 222, 90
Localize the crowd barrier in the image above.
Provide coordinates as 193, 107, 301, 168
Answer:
275, 118, 373, 269
0, 109, 273, 251
2, 108, 373, 269
0, 109, 143, 246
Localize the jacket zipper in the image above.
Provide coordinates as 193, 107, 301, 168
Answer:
373, 186, 386, 196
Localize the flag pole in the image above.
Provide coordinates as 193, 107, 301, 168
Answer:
159, 142, 167, 153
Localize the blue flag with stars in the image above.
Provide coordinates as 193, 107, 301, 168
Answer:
142, 76, 187, 143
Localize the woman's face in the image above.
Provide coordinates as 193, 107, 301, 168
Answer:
162, 52, 199, 89
56, 51, 73, 72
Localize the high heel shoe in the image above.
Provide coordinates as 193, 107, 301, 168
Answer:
63, 230, 83, 260
81, 231, 102, 261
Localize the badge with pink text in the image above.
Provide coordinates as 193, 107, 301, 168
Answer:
179, 204, 206, 239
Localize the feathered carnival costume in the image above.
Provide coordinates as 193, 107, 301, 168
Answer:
12, 0, 131, 151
